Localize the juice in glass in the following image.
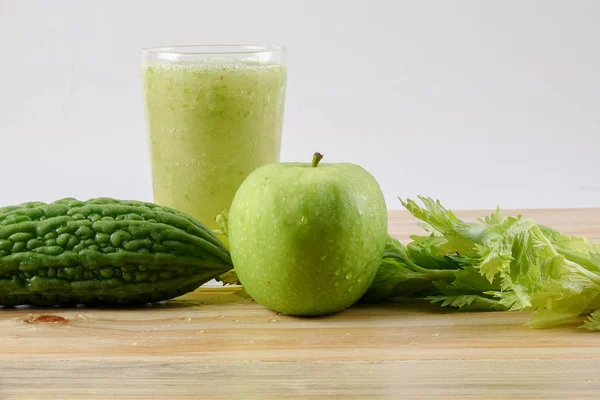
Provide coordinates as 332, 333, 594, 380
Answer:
141, 46, 286, 229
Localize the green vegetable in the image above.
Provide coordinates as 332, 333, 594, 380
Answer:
363, 196, 600, 329
0, 197, 232, 306
361, 234, 507, 311
582, 310, 600, 331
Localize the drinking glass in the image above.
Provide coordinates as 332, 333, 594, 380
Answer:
141, 45, 287, 229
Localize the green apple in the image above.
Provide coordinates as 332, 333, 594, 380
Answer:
228, 153, 388, 316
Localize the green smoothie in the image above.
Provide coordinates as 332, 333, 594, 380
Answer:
142, 59, 286, 229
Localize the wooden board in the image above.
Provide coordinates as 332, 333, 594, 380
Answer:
2, 208, 600, 399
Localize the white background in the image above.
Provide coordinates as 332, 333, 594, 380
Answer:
1, 0, 599, 211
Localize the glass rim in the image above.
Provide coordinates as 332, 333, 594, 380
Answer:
141, 44, 286, 56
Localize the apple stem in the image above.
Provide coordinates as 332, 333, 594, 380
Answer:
312, 152, 324, 168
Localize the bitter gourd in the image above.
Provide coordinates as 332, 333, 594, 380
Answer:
0, 197, 233, 306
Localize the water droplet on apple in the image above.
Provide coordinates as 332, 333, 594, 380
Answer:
345, 272, 353, 279
300, 215, 308, 224
320, 255, 327, 260
334, 281, 340, 287
358, 209, 364, 216
333, 269, 341, 276
362, 194, 368, 200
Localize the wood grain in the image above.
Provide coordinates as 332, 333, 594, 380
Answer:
1, 209, 600, 399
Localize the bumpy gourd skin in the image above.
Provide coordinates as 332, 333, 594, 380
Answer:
0, 198, 232, 306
